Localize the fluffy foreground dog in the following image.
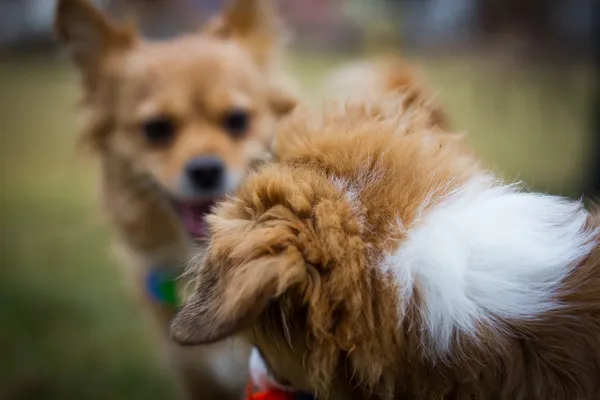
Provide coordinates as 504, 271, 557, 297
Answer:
55, 0, 297, 398
171, 89, 600, 398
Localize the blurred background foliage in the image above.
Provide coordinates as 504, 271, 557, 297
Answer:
0, 0, 598, 399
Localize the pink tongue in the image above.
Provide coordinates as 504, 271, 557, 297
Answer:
180, 203, 210, 238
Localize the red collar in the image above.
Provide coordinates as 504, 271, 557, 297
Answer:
245, 380, 298, 400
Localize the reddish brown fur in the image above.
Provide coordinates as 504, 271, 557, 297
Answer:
172, 93, 600, 399
55, 0, 298, 399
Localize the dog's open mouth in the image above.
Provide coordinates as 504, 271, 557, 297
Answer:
174, 199, 219, 238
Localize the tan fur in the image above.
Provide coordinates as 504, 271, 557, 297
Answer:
55, 0, 298, 399
172, 91, 600, 399
322, 57, 449, 130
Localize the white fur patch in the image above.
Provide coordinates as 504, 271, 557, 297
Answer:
383, 177, 596, 354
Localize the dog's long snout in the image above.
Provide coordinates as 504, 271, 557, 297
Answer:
185, 155, 225, 192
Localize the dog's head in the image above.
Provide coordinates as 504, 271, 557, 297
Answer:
171, 98, 476, 397
172, 162, 371, 395
56, 0, 298, 237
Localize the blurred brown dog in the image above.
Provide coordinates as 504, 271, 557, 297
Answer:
55, 0, 297, 398
172, 67, 600, 399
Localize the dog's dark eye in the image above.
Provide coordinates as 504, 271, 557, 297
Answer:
223, 109, 250, 138
142, 117, 176, 145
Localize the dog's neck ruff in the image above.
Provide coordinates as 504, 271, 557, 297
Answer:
382, 177, 597, 355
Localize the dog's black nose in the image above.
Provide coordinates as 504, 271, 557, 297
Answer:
185, 156, 225, 191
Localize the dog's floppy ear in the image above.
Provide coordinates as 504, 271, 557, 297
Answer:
171, 223, 305, 345
204, 0, 285, 67
55, 0, 135, 82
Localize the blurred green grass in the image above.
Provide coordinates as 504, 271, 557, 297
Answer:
0, 52, 594, 399
0, 56, 178, 400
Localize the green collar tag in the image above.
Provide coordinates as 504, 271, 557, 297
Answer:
146, 268, 179, 308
